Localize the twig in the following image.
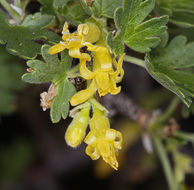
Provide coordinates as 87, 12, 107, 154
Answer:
153, 136, 175, 190
101, 93, 146, 122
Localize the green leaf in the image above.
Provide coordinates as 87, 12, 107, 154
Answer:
53, 0, 69, 15
80, 0, 123, 18
22, 45, 76, 123
51, 80, 75, 123
65, 3, 88, 24
38, 0, 87, 24
156, 0, 194, 28
145, 35, 194, 107
38, 0, 70, 15
38, 0, 55, 14
0, 10, 60, 59
21, 13, 55, 29
107, 0, 168, 55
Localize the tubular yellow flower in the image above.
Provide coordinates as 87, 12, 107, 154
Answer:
70, 44, 125, 106
65, 107, 90, 148
48, 22, 100, 61
84, 106, 123, 170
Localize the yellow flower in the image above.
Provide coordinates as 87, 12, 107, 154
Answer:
48, 22, 100, 61
65, 107, 90, 148
70, 43, 125, 106
84, 106, 122, 170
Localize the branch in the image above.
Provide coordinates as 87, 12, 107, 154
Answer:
100, 93, 151, 127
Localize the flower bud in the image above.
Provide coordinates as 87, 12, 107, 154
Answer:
78, 22, 101, 43
65, 107, 90, 148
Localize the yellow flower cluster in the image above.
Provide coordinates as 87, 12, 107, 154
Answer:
49, 22, 124, 105
71, 43, 124, 106
49, 22, 124, 169
84, 106, 122, 170
65, 104, 122, 170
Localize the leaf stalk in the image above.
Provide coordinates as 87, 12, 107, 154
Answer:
124, 55, 146, 68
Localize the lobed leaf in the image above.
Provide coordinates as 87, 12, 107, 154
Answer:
0, 10, 60, 59
38, 0, 55, 15
51, 80, 75, 123
145, 35, 194, 107
156, 0, 194, 28
22, 45, 76, 123
107, 0, 168, 55
80, 0, 123, 18
21, 13, 55, 29
38, 0, 88, 24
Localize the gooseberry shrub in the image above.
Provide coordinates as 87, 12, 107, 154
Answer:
0, 0, 194, 189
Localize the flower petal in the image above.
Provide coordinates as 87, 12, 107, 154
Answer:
48, 43, 66, 54
85, 145, 100, 160
70, 80, 97, 106
80, 59, 96, 80
84, 131, 96, 144
69, 48, 91, 61
95, 72, 110, 96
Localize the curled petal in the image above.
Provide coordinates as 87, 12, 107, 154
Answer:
109, 76, 121, 95
114, 131, 123, 150
105, 129, 123, 150
69, 48, 91, 61
62, 22, 70, 36
70, 80, 97, 106
80, 59, 96, 80
110, 54, 125, 82
85, 145, 100, 160
116, 54, 125, 82
48, 43, 66, 54
116, 68, 124, 83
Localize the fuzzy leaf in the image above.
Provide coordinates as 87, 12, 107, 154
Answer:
22, 45, 76, 123
51, 80, 75, 123
156, 0, 194, 28
107, 0, 168, 55
80, 0, 123, 18
38, 0, 55, 14
0, 10, 60, 59
22, 13, 55, 29
145, 35, 194, 107
38, 0, 70, 14
38, 0, 87, 24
